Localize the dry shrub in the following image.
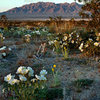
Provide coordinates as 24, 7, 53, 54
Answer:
27, 54, 33, 59
48, 20, 75, 34
15, 41, 24, 45
33, 63, 43, 74
17, 58, 34, 66
17, 59, 26, 66
97, 64, 100, 73
16, 43, 36, 66
0, 43, 3, 47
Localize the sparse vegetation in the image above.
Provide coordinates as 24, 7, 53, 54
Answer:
0, 1, 99, 100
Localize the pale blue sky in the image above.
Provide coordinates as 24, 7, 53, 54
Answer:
0, 0, 77, 12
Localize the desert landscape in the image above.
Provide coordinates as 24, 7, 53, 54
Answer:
0, 0, 100, 100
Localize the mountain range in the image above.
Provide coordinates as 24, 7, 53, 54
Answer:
0, 2, 83, 20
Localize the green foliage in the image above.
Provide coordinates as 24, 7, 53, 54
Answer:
46, 88, 63, 100
3, 66, 48, 100
3, 82, 63, 100
33, 63, 43, 68
3, 82, 47, 100
62, 47, 69, 60
33, 64, 44, 74
1, 27, 50, 38
73, 79, 93, 88
51, 65, 61, 87
73, 79, 93, 92
54, 40, 61, 54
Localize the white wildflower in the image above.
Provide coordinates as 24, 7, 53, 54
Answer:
94, 42, 99, 46
54, 40, 57, 43
85, 44, 89, 48
40, 70, 47, 76
8, 79, 20, 85
77, 35, 79, 38
98, 33, 100, 36
16, 66, 23, 74
64, 36, 68, 41
79, 43, 84, 50
21, 68, 29, 75
16, 66, 28, 75
3, 37, 5, 40
8, 48, 12, 51
48, 41, 54, 45
80, 49, 83, 52
19, 75, 27, 81
96, 37, 99, 41
2, 53, 6, 57
35, 75, 47, 81
71, 40, 74, 44
35, 31, 41, 35
25, 34, 31, 37
0, 46, 6, 51
4, 74, 15, 82
27, 67, 34, 76
69, 34, 71, 37
71, 32, 73, 35
89, 38, 93, 41
63, 42, 67, 45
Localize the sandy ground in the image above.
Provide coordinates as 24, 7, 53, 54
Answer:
0, 38, 100, 100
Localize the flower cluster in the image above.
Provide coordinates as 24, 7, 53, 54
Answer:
4, 74, 19, 85
1, 27, 50, 38
4, 66, 47, 85
52, 65, 56, 72
4, 66, 48, 99
16, 66, 34, 76
79, 36, 100, 56
68, 31, 81, 45
48, 31, 82, 50
35, 70, 47, 81
48, 30, 100, 57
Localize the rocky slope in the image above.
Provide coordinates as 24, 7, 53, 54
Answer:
0, 2, 83, 19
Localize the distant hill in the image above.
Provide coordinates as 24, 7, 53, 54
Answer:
0, 2, 83, 20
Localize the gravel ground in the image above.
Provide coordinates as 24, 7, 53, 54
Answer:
0, 38, 100, 100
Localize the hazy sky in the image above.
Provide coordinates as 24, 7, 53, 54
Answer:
0, 0, 77, 12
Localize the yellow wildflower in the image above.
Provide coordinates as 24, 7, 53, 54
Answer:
53, 65, 56, 68
52, 68, 54, 72
64, 47, 66, 50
